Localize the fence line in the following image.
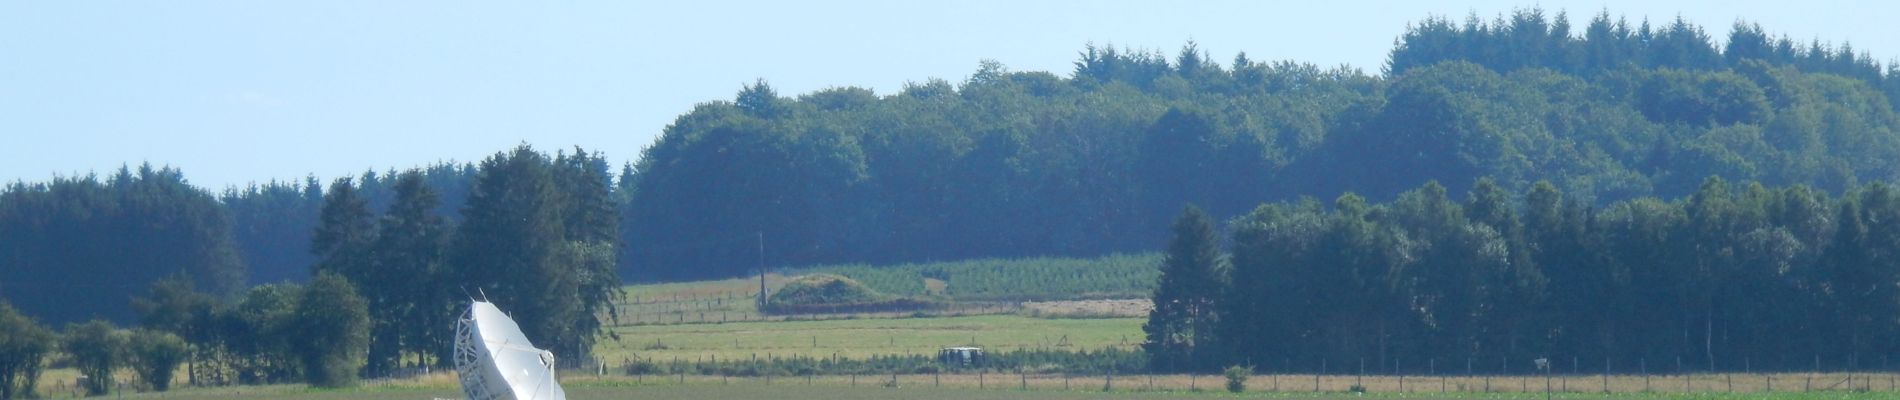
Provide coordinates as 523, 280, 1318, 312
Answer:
595, 350, 1900, 395
590, 371, 1900, 394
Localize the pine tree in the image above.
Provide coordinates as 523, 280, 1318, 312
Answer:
453, 145, 619, 359
1143, 205, 1224, 372
373, 170, 453, 368
311, 178, 376, 278
311, 177, 398, 375
553, 148, 624, 354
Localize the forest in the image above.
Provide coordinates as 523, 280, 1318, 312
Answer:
3, 7, 1900, 389
1145, 177, 1900, 374
622, 10, 1900, 280
0, 147, 621, 395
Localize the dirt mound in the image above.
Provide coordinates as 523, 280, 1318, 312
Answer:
769, 274, 885, 306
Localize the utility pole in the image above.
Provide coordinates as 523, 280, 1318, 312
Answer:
757, 231, 767, 308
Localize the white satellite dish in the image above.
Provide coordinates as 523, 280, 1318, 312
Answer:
453, 300, 567, 400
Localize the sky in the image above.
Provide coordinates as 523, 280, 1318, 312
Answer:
3, 1, 1896, 191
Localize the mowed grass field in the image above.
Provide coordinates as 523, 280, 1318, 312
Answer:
69, 373, 1900, 400
601, 273, 1144, 365
598, 314, 1143, 364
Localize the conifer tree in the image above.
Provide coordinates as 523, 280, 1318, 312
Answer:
373, 170, 453, 368
312, 178, 376, 278
1143, 205, 1224, 371
454, 145, 621, 359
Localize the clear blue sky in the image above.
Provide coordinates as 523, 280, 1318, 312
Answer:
3, 1, 1893, 190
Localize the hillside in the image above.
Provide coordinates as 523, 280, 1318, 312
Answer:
624, 10, 1900, 280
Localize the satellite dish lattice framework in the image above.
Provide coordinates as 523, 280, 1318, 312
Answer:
454, 300, 567, 400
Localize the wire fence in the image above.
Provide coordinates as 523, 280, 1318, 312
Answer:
608, 290, 1021, 326
565, 352, 1900, 395
578, 371, 1900, 394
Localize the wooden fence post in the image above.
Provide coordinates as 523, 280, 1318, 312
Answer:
1318, 358, 1324, 392
1681, 356, 1689, 393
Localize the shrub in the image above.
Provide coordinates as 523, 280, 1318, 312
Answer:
62, 319, 126, 396
128, 329, 189, 391
1224, 365, 1251, 393
0, 302, 55, 399
292, 273, 369, 388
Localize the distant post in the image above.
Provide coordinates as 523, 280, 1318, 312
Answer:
757, 232, 766, 308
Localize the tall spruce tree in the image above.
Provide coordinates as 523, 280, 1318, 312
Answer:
372, 170, 453, 368
454, 145, 620, 360
553, 148, 624, 354
0, 165, 243, 326
312, 177, 376, 278
311, 177, 396, 375
1143, 205, 1224, 371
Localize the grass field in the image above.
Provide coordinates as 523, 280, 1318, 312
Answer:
58, 372, 1900, 400
793, 253, 1161, 301
33, 274, 1900, 399
613, 275, 779, 325
609, 253, 1162, 326
598, 314, 1144, 364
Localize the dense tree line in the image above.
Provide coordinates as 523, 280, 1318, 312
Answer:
221, 162, 476, 287
0, 165, 245, 326
0, 146, 619, 395
0, 274, 370, 395
624, 10, 1899, 281
1149, 178, 1900, 373
123, 273, 367, 388
1387, 9, 1894, 90
296, 144, 621, 375
100, 9, 1898, 288
200, 9, 1900, 285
